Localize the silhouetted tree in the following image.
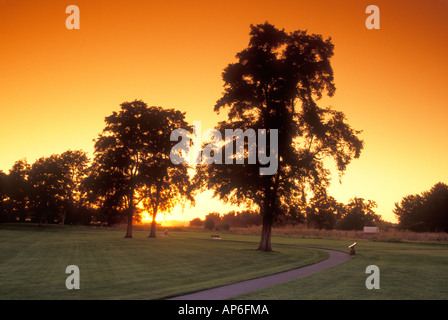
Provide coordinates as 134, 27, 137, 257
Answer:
306, 192, 344, 230
194, 23, 363, 251
82, 159, 127, 226
189, 217, 204, 227
239, 210, 262, 227
204, 212, 221, 229
5, 160, 31, 222
393, 194, 424, 231
394, 182, 448, 232
58, 150, 90, 226
26, 152, 89, 226
222, 210, 262, 227
421, 183, 448, 232
28, 155, 65, 225
138, 108, 194, 238
336, 197, 380, 230
0, 170, 10, 222
93, 100, 192, 238
204, 214, 218, 230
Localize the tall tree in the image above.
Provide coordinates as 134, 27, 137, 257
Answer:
137, 107, 193, 238
93, 100, 192, 238
194, 23, 363, 251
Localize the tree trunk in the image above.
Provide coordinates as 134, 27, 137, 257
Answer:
124, 190, 135, 238
257, 213, 273, 252
124, 207, 134, 238
149, 205, 158, 238
257, 181, 276, 252
149, 186, 160, 238
149, 215, 157, 238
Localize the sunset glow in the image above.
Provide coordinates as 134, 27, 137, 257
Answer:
1, 0, 447, 224
138, 211, 186, 227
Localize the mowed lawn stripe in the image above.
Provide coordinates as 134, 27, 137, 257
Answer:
0, 224, 327, 299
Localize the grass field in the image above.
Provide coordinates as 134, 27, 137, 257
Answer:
1, 223, 447, 300
232, 236, 448, 300
0, 223, 326, 300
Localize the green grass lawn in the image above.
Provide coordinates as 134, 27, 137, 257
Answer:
1, 224, 447, 300
233, 236, 448, 300
0, 224, 326, 300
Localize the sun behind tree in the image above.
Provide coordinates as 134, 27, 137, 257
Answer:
194, 22, 364, 251
92, 100, 194, 238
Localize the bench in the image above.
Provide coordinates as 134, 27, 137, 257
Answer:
211, 235, 222, 240
348, 242, 357, 255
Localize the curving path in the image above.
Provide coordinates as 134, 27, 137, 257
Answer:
168, 246, 350, 300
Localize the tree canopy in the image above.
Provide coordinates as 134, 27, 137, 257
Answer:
92, 100, 193, 238
394, 182, 448, 232
194, 22, 364, 251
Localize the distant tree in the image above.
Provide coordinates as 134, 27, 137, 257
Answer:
222, 210, 262, 227
204, 216, 216, 230
93, 100, 193, 238
58, 150, 90, 226
421, 183, 448, 232
394, 182, 448, 232
25, 151, 90, 226
393, 194, 424, 231
217, 222, 230, 231
0, 170, 10, 222
189, 217, 204, 227
239, 210, 262, 227
203, 212, 221, 230
5, 160, 31, 222
306, 192, 344, 230
194, 23, 363, 251
28, 155, 65, 225
336, 197, 380, 230
221, 211, 238, 227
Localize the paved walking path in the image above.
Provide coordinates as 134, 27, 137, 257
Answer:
168, 246, 350, 300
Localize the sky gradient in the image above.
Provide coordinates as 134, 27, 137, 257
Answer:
1, 0, 447, 223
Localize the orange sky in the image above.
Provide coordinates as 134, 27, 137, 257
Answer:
1, 0, 447, 223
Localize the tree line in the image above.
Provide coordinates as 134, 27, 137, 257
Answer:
0, 151, 90, 226
190, 195, 384, 232
0, 102, 194, 240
